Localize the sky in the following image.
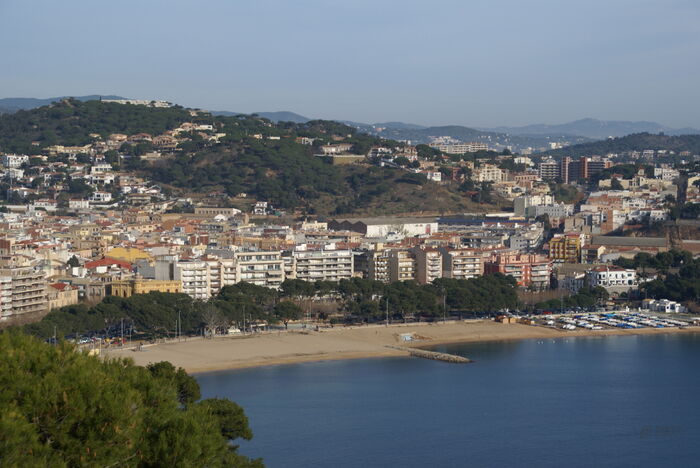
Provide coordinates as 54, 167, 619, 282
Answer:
1, 0, 699, 128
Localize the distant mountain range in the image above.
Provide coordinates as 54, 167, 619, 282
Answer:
342, 123, 593, 151
543, 133, 700, 157
0, 95, 127, 114
480, 118, 700, 139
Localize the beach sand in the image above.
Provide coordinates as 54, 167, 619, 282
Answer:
105, 320, 699, 373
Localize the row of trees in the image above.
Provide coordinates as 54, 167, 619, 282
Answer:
613, 249, 700, 303
613, 249, 694, 271
534, 286, 609, 311
23, 275, 520, 341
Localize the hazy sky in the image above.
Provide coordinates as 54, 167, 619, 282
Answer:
1, 0, 699, 127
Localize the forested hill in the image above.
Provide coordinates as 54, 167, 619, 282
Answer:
543, 133, 700, 157
0, 100, 497, 216
0, 99, 200, 153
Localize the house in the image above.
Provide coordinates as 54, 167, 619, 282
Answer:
585, 266, 637, 294
69, 199, 90, 210
46, 283, 80, 310
90, 191, 113, 203
32, 199, 58, 211
253, 202, 269, 215
84, 257, 133, 274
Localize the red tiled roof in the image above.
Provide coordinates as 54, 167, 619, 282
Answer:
84, 257, 133, 271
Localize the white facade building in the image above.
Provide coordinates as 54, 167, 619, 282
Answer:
292, 246, 354, 282
586, 266, 637, 292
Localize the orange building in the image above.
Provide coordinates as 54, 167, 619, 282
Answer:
485, 252, 551, 289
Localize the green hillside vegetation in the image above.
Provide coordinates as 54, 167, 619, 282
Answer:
544, 133, 700, 157
0, 332, 262, 467
0, 99, 199, 153
23, 275, 520, 341
0, 100, 499, 215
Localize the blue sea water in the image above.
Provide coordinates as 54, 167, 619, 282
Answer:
196, 334, 700, 468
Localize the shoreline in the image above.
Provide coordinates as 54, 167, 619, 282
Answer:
106, 320, 700, 374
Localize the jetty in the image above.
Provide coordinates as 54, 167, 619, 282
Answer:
386, 345, 472, 363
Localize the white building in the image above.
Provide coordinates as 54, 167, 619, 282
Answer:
292, 245, 354, 282
328, 217, 438, 238
473, 164, 506, 183
69, 199, 90, 210
233, 250, 285, 288
514, 195, 573, 219
654, 167, 679, 181
90, 191, 113, 203
538, 159, 559, 180
1, 154, 29, 168
642, 299, 685, 314
509, 224, 544, 251
586, 266, 637, 293
428, 142, 488, 154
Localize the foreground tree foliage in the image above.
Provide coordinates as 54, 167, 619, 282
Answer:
0, 332, 262, 467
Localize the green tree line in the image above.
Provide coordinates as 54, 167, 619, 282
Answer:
23, 275, 520, 341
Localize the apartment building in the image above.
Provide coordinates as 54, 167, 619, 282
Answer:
538, 159, 559, 180
439, 248, 486, 280
1, 154, 29, 168
0, 267, 48, 321
388, 249, 415, 282
154, 250, 285, 299
428, 142, 488, 154
514, 195, 553, 217
362, 248, 391, 283
509, 225, 544, 251
412, 247, 442, 284
473, 164, 506, 183
234, 250, 285, 288
548, 233, 584, 263
293, 247, 354, 282
484, 253, 552, 289
170, 259, 211, 299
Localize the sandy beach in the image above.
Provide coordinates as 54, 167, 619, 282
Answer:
105, 320, 700, 373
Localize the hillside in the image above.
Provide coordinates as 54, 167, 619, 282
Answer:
0, 100, 499, 216
211, 110, 310, 123
144, 123, 497, 216
543, 133, 700, 157
0, 99, 198, 153
0, 95, 126, 114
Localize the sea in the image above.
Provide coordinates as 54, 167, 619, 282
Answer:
196, 333, 700, 468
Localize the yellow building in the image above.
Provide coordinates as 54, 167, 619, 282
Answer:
46, 283, 80, 310
106, 247, 154, 264
108, 279, 182, 298
548, 234, 582, 263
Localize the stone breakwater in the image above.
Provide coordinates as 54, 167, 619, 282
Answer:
386, 345, 472, 363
